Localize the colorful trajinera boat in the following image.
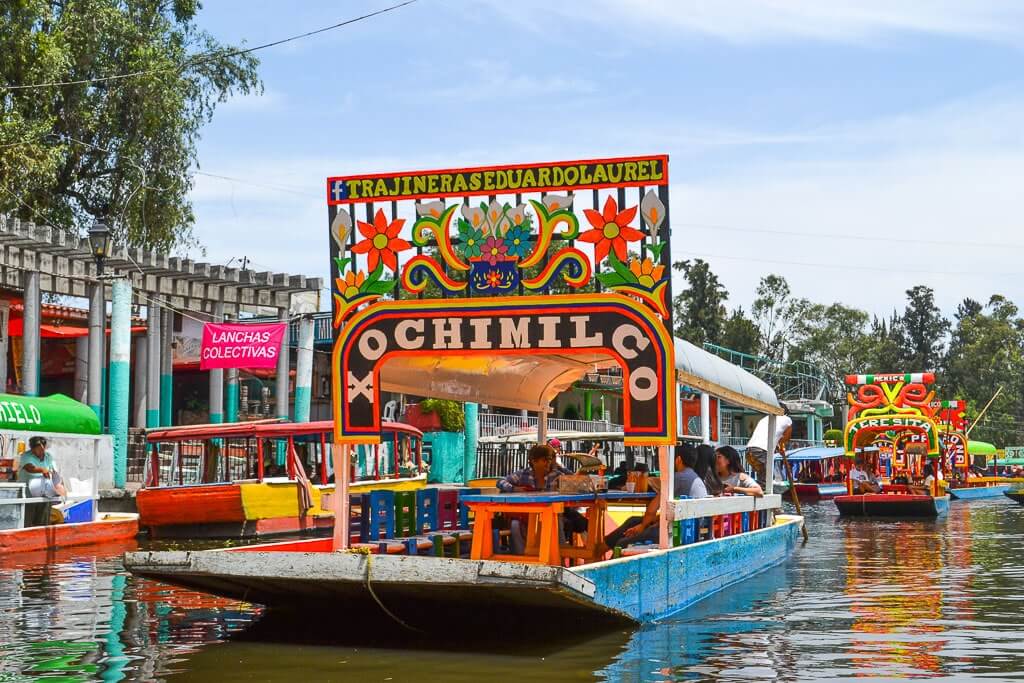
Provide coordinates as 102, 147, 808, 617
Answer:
775, 446, 846, 500
834, 373, 950, 518
0, 393, 138, 553
125, 155, 803, 627
136, 419, 425, 538
1004, 489, 1024, 505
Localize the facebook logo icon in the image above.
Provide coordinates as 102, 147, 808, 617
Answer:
330, 180, 348, 202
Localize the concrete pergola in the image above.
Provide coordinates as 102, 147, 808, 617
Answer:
0, 213, 323, 487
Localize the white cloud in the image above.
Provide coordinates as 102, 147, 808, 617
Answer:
218, 87, 286, 113
486, 0, 1024, 44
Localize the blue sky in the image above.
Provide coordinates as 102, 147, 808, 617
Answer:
188, 0, 1024, 318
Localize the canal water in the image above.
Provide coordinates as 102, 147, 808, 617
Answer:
2, 499, 1023, 681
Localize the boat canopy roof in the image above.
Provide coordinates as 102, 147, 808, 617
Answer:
147, 420, 422, 443
773, 446, 845, 462
968, 440, 997, 456
674, 339, 783, 416
478, 430, 631, 445
375, 337, 782, 417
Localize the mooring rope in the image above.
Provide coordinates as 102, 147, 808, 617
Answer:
346, 546, 421, 632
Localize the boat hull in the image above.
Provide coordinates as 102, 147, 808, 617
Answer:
792, 483, 847, 500
835, 494, 949, 518
1004, 490, 1024, 505
0, 514, 138, 554
137, 476, 426, 539
124, 514, 803, 626
949, 484, 1010, 500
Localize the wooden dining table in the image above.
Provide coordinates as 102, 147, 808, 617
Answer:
460, 491, 656, 566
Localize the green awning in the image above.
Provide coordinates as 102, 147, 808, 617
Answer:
0, 393, 100, 435
968, 440, 997, 456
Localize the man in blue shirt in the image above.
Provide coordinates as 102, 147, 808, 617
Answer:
19, 436, 55, 527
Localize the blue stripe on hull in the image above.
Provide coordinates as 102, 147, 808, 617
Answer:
575, 516, 803, 623
949, 485, 1010, 500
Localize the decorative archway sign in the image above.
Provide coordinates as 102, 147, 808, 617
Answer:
326, 155, 676, 548
844, 373, 941, 458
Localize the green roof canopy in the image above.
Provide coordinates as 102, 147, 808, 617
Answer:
968, 440, 997, 456
0, 393, 100, 435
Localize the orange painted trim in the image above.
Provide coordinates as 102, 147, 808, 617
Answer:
137, 484, 245, 527
0, 516, 138, 554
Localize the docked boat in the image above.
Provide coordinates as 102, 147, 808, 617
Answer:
0, 393, 141, 552
1004, 489, 1024, 505
125, 155, 803, 627
947, 442, 1023, 500
137, 419, 425, 538
775, 446, 846, 500
834, 373, 950, 518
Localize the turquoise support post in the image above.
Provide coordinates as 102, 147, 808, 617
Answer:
160, 308, 173, 425
209, 302, 224, 425
463, 402, 478, 483
293, 315, 314, 424
806, 415, 814, 444
225, 373, 239, 423
108, 278, 131, 488
275, 310, 290, 467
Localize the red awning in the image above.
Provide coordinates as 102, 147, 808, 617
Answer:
8, 318, 146, 339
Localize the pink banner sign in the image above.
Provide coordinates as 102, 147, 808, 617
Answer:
200, 323, 287, 370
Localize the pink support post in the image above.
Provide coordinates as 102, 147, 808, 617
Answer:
333, 443, 350, 551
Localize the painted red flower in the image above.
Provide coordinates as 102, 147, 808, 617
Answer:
579, 196, 643, 264
351, 209, 411, 272
485, 270, 503, 288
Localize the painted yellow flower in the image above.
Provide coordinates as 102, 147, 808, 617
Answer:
628, 258, 665, 288
339, 270, 366, 299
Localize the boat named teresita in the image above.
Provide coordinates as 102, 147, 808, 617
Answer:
834, 373, 950, 518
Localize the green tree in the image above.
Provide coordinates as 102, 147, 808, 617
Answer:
788, 302, 871, 399
671, 258, 728, 345
943, 295, 1024, 446
896, 286, 949, 371
867, 313, 904, 373
720, 307, 760, 355
0, 0, 261, 249
751, 274, 808, 361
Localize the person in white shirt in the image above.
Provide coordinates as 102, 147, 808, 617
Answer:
745, 414, 793, 484
849, 457, 881, 494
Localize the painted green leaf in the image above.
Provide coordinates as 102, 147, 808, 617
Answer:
644, 242, 667, 261
364, 280, 396, 295
334, 257, 352, 273
607, 253, 635, 281
364, 263, 385, 285
597, 272, 627, 287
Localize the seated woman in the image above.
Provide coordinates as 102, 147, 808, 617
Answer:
910, 463, 937, 496
696, 444, 724, 496
715, 446, 763, 497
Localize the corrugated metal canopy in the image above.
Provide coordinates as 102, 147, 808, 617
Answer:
378, 337, 782, 417
674, 339, 783, 415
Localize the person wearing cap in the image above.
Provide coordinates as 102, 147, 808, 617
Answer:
19, 436, 56, 527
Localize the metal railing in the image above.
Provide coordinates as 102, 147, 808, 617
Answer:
477, 412, 622, 438
474, 441, 658, 478
719, 436, 825, 451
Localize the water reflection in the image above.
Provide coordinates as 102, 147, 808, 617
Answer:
0, 500, 1022, 681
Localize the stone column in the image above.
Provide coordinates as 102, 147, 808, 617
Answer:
160, 308, 173, 425
293, 314, 314, 424
87, 283, 105, 417
21, 270, 40, 396
132, 336, 147, 427
108, 278, 132, 488
146, 304, 160, 427
224, 314, 239, 424
208, 302, 224, 424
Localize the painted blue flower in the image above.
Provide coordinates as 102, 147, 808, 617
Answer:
504, 223, 532, 260
458, 218, 484, 260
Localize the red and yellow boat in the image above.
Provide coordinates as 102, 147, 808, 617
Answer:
136, 420, 425, 538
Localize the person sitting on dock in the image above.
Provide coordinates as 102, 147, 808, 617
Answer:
715, 446, 763, 497
849, 457, 881, 494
